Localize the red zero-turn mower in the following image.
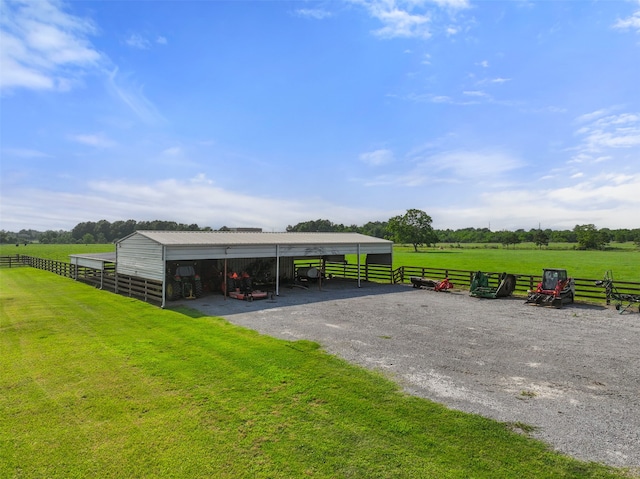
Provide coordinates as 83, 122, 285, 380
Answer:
411, 276, 454, 292
525, 268, 575, 308
224, 271, 269, 301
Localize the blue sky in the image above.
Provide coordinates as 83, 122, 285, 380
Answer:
1, 0, 639, 232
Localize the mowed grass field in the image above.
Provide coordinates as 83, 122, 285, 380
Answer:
2, 241, 638, 281
393, 243, 640, 282
0, 267, 630, 478
0, 243, 115, 262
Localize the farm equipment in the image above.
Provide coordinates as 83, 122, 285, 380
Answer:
595, 270, 640, 314
224, 271, 268, 301
469, 271, 517, 299
166, 263, 203, 301
410, 276, 454, 292
525, 268, 575, 308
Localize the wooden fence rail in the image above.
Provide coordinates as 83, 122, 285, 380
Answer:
1, 255, 162, 305
0, 254, 29, 268
3, 255, 638, 307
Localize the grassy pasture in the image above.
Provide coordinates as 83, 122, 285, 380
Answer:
392, 243, 639, 282
1, 242, 638, 282
0, 268, 629, 478
0, 243, 115, 262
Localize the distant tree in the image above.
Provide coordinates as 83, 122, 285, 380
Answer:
550, 229, 577, 243
497, 230, 520, 249
360, 221, 388, 239
533, 229, 549, 249
387, 209, 438, 252
110, 220, 136, 241
287, 219, 338, 232
0, 230, 18, 244
574, 224, 609, 250
81, 233, 95, 244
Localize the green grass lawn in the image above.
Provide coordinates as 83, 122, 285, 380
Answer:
0, 268, 631, 478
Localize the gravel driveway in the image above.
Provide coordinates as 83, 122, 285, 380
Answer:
178, 280, 640, 468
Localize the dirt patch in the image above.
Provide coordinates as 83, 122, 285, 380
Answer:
175, 280, 640, 468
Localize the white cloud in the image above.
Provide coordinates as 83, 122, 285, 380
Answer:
573, 111, 640, 156
69, 133, 116, 148
1, 147, 51, 158
430, 94, 452, 103
125, 33, 151, 50
430, 0, 470, 8
162, 146, 183, 156
350, 0, 471, 39
373, 7, 432, 39
0, 176, 393, 232
445, 25, 459, 35
613, 8, 640, 32
575, 108, 616, 124
358, 148, 524, 189
429, 172, 640, 230
463, 90, 488, 97
156, 36, 167, 45
295, 9, 333, 20
359, 148, 395, 166
106, 68, 165, 124
0, 0, 102, 92
424, 149, 523, 179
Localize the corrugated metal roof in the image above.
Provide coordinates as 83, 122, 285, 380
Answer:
125, 231, 392, 246
69, 252, 117, 262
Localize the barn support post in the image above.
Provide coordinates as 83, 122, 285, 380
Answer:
275, 245, 280, 296
357, 244, 361, 288
161, 245, 167, 308
223, 257, 228, 300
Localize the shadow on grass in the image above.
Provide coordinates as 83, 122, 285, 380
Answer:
169, 306, 210, 318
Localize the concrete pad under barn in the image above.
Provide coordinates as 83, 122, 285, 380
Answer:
177, 281, 640, 469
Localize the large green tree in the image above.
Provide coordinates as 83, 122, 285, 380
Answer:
387, 209, 438, 252
574, 224, 609, 250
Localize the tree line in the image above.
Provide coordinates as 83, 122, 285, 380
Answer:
0, 220, 212, 245
285, 213, 639, 250
1, 212, 638, 250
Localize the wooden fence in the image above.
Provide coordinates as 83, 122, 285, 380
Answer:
0, 254, 29, 268
1, 255, 162, 305
3, 254, 639, 307
297, 259, 640, 305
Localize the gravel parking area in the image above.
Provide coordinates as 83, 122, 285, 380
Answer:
177, 280, 640, 468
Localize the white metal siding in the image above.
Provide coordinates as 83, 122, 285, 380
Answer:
164, 245, 277, 261
116, 234, 164, 281
163, 244, 391, 260
70, 257, 105, 270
